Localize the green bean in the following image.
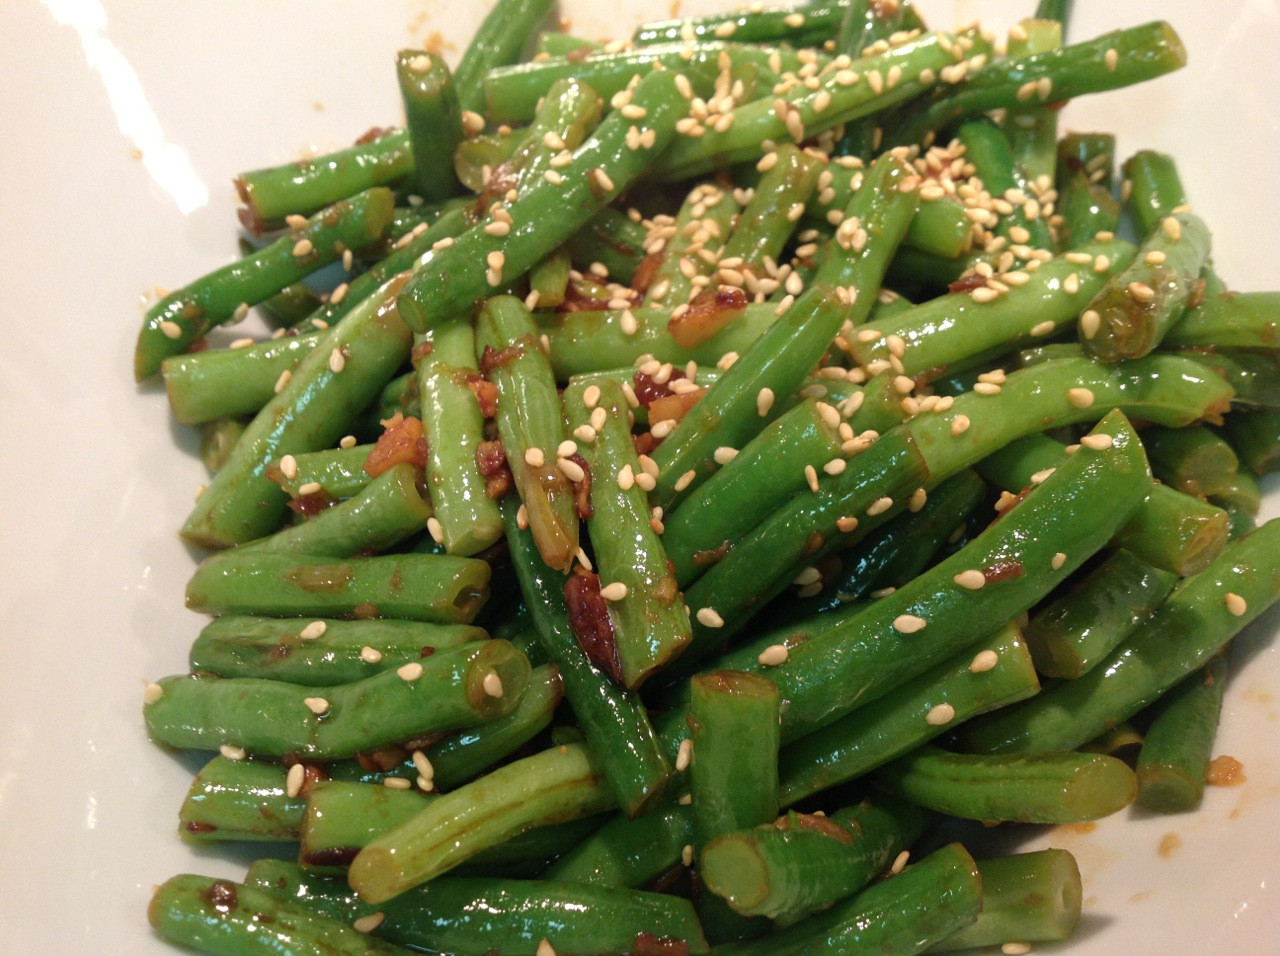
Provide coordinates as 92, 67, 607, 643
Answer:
249, 862, 710, 955
890, 22, 1187, 147
650, 283, 853, 511
199, 418, 246, 473
541, 801, 692, 888
504, 499, 672, 816
416, 312, 505, 556
777, 622, 1038, 805
1136, 654, 1229, 813
876, 745, 1137, 824
483, 43, 796, 125
1057, 167, 1121, 250
135, 188, 395, 380
185, 550, 489, 623
257, 280, 324, 328
712, 843, 982, 956
300, 781, 436, 869
394, 51, 463, 201
477, 295, 579, 572
497, 77, 605, 197
644, 183, 741, 308
453, 0, 556, 112
1177, 349, 1280, 410
564, 379, 692, 688
929, 849, 1082, 952
662, 399, 844, 588
832, 1, 906, 158
658, 30, 989, 180
1143, 424, 1239, 498
1021, 550, 1178, 679
565, 207, 648, 285
1122, 148, 1189, 234
851, 237, 1135, 381
149, 874, 415, 955
634, 2, 846, 47
1163, 292, 1280, 350
540, 301, 781, 378
397, 68, 685, 331
1222, 409, 1280, 476
348, 742, 616, 903
188, 616, 483, 685
701, 799, 929, 923
245, 463, 429, 558
1004, 19, 1064, 185
964, 518, 1280, 754
145, 639, 528, 759
181, 273, 414, 548
527, 248, 571, 308
720, 145, 823, 282
956, 118, 1053, 251
1080, 210, 1211, 362
178, 755, 304, 842
164, 331, 322, 425
1211, 469, 1262, 539
535, 31, 603, 57
271, 443, 375, 499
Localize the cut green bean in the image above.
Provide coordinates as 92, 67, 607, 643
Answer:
395, 51, 463, 201
199, 418, 246, 473
1143, 424, 1239, 498
1004, 19, 1064, 184
149, 874, 415, 955
964, 518, 1280, 754
416, 312, 505, 556
452, 0, 558, 113
929, 849, 1082, 952
1136, 654, 1229, 813
178, 755, 304, 842
185, 550, 489, 623
542, 800, 692, 888
1211, 469, 1261, 539
1222, 410, 1280, 476
1163, 292, 1280, 350
348, 742, 616, 903
778, 622, 1038, 805
564, 379, 691, 688
135, 188, 395, 380
633, 2, 846, 47
956, 118, 1053, 251
644, 183, 741, 308
720, 144, 823, 276
164, 331, 322, 425
189, 616, 483, 685
271, 444, 375, 499
876, 745, 1137, 824
300, 781, 435, 869
477, 295, 579, 572
146, 639, 528, 759
1022, 549, 1178, 679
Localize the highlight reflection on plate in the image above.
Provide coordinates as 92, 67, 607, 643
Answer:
0, 1, 1275, 952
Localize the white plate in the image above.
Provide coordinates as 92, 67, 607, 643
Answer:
0, 0, 1276, 952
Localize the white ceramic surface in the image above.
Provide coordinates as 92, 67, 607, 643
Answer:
0, 0, 1276, 951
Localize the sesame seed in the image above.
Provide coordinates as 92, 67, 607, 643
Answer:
973, 382, 1002, 396
682, 844, 694, 866
557, 456, 586, 482
1128, 281, 1156, 303
591, 168, 615, 193
713, 446, 738, 465
353, 913, 385, 934
696, 607, 725, 628
970, 286, 1000, 304
482, 671, 505, 698
1052, 552, 1067, 570
1080, 433, 1114, 450
836, 515, 859, 533
804, 464, 820, 493
676, 738, 693, 772
1080, 309, 1101, 339
757, 387, 776, 416
893, 613, 927, 634
219, 744, 246, 761
1226, 592, 1247, 616
757, 643, 789, 667
890, 850, 910, 874
1104, 47, 1118, 72
599, 582, 629, 602
908, 488, 928, 512
1145, 250, 1167, 266
867, 69, 884, 95
383, 776, 412, 789
297, 481, 322, 496
544, 170, 564, 185
674, 469, 697, 492
617, 464, 635, 491
328, 348, 346, 373
360, 646, 382, 664
484, 220, 510, 237
159, 319, 183, 340
651, 419, 676, 438
537, 941, 556, 956
822, 458, 847, 477
427, 516, 444, 544
1062, 272, 1080, 295
143, 682, 164, 704
285, 762, 306, 798
1030, 320, 1056, 337
1030, 467, 1057, 485
575, 546, 591, 571
950, 414, 971, 436
398, 662, 424, 681
461, 110, 485, 135
1093, 254, 1110, 273
299, 620, 327, 640
304, 697, 329, 715
953, 569, 986, 590
1001, 944, 1031, 956
590, 407, 608, 433
926, 702, 955, 725
524, 447, 546, 468
292, 238, 313, 257
1162, 216, 1182, 241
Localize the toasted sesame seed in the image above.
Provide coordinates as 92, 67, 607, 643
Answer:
926, 702, 955, 726
591, 168, 615, 193
1162, 216, 1182, 241
1128, 281, 1156, 303
696, 607, 725, 628
599, 582, 629, 602
755, 387, 776, 417
304, 696, 329, 715
804, 464, 820, 493
1226, 592, 1247, 616
908, 488, 928, 512
292, 238, 314, 257
328, 348, 346, 373
524, 447, 546, 468
143, 682, 164, 704
890, 850, 910, 874
1104, 47, 1119, 71
1080, 433, 1114, 450
590, 406, 608, 433
557, 456, 586, 482
676, 737, 693, 772
682, 843, 695, 866
354, 913, 385, 934
483, 220, 511, 237
970, 286, 1000, 304
757, 643, 789, 667
158, 319, 183, 340
426, 516, 444, 544
398, 662, 424, 681
953, 569, 986, 590
299, 620, 327, 640
617, 464, 636, 491
537, 940, 556, 956
284, 762, 307, 799
220, 744, 246, 761
1029, 320, 1056, 337
1001, 944, 1032, 956
482, 671, 505, 698
1080, 309, 1101, 339
973, 382, 1002, 396
674, 469, 697, 492
894, 613, 927, 634
1065, 387, 1095, 409
1052, 552, 1067, 570
297, 481, 323, 497
360, 646, 382, 664
951, 414, 971, 436
383, 776, 412, 789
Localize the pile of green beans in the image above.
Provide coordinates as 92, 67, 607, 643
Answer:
135, 2, 1280, 954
